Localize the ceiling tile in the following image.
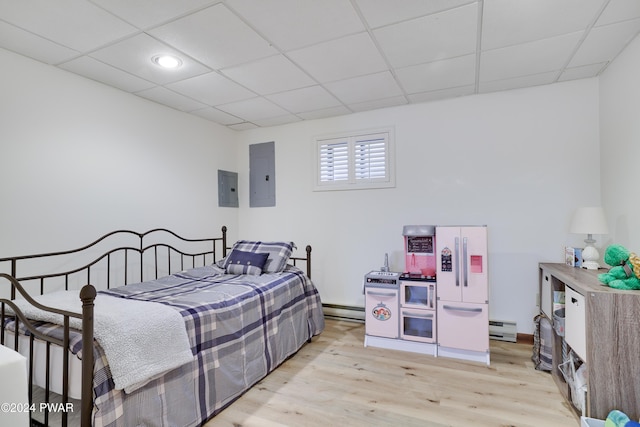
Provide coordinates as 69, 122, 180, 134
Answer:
558, 63, 606, 81
479, 71, 558, 94
191, 107, 243, 125
297, 106, 353, 121
252, 114, 302, 127
0, 21, 79, 65
266, 86, 342, 113
288, 32, 388, 83
89, 33, 210, 85
569, 18, 640, 68
373, 3, 478, 68
396, 54, 476, 94
348, 96, 407, 112
407, 85, 475, 103
325, 71, 404, 104
148, 4, 276, 70
216, 97, 290, 121
225, 0, 364, 51
166, 72, 256, 106
481, 0, 604, 50
136, 86, 208, 112
355, 0, 476, 28
0, 0, 138, 52
59, 56, 156, 92
91, 0, 218, 29
228, 122, 258, 131
480, 32, 583, 82
221, 55, 315, 95
597, 0, 640, 26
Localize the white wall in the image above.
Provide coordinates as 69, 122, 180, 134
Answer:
0, 45, 607, 334
0, 48, 239, 261
235, 78, 601, 333
599, 34, 640, 250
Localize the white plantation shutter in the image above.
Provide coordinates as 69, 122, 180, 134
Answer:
319, 139, 349, 182
314, 128, 394, 191
354, 134, 387, 180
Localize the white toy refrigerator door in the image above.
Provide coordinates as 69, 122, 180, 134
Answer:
435, 226, 488, 304
460, 226, 488, 304
435, 226, 462, 302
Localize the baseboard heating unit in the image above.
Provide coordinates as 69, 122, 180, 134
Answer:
323, 304, 365, 323
489, 319, 517, 343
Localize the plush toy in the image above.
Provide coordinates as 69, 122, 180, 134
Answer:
605, 409, 640, 427
598, 245, 640, 290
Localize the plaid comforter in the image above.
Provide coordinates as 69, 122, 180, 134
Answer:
6, 264, 324, 426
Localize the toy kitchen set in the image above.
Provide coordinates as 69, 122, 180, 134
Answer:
364, 225, 490, 365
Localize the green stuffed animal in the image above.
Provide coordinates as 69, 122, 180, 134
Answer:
598, 245, 640, 290
605, 409, 640, 427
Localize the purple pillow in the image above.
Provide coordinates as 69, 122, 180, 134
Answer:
225, 249, 269, 275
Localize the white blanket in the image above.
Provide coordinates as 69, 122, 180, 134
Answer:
11, 291, 194, 393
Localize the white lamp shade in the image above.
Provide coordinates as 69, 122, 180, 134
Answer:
570, 207, 609, 235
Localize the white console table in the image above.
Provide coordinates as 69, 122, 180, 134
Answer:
539, 263, 640, 420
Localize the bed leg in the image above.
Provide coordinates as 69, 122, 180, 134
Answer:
305, 245, 312, 279
222, 226, 227, 258
80, 285, 96, 427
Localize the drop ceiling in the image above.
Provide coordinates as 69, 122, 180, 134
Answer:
2, 0, 639, 130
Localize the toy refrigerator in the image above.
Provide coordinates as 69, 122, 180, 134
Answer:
436, 226, 490, 365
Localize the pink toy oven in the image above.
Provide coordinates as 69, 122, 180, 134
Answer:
402, 225, 436, 278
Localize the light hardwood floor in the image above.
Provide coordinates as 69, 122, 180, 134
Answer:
206, 319, 578, 427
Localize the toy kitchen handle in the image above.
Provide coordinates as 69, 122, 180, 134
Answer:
442, 305, 483, 313
366, 290, 396, 298
402, 311, 433, 319
455, 237, 460, 287
429, 284, 434, 309
463, 237, 468, 287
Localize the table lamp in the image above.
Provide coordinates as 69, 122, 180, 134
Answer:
569, 207, 609, 270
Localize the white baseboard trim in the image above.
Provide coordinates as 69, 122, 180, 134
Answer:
322, 304, 365, 323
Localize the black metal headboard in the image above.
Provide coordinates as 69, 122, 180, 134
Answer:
0, 226, 228, 298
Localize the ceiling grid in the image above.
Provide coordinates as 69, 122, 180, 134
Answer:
1, 0, 639, 129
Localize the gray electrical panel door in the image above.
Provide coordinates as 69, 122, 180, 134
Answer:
250, 141, 275, 207
218, 170, 238, 207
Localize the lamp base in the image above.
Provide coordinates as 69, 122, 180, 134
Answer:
582, 260, 600, 270
581, 244, 600, 270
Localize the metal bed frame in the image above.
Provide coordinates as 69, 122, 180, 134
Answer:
0, 225, 311, 427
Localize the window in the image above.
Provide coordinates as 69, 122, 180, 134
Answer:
314, 128, 395, 191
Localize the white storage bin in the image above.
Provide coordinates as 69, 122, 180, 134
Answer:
581, 416, 605, 427
565, 286, 587, 361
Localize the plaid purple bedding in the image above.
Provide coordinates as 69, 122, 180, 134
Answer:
6, 264, 324, 427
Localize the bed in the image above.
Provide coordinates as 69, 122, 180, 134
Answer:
0, 226, 324, 427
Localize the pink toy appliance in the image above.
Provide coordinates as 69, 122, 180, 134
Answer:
364, 271, 401, 339
401, 225, 436, 279
399, 225, 437, 343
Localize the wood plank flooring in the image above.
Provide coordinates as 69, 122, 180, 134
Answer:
206, 319, 578, 427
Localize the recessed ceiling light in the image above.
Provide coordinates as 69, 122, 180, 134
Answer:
152, 54, 183, 70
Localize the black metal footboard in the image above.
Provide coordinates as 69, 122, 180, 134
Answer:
0, 274, 95, 427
